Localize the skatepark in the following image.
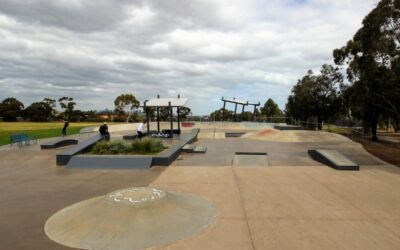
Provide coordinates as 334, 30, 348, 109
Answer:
1, 122, 400, 249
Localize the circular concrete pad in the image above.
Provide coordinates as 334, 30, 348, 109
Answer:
45, 187, 217, 250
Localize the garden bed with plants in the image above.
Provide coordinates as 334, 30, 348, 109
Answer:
88, 138, 167, 155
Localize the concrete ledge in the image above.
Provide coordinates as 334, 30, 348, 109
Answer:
59, 129, 200, 169
41, 139, 78, 149
66, 155, 152, 170
274, 125, 304, 130
235, 152, 267, 156
56, 134, 105, 166
225, 132, 246, 137
152, 129, 199, 166
122, 134, 138, 140
308, 149, 360, 171
193, 146, 207, 153
182, 144, 196, 153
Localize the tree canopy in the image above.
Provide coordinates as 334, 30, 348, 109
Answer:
261, 98, 283, 118
114, 94, 140, 122
333, 0, 400, 139
25, 101, 54, 122
58, 97, 76, 120
285, 65, 344, 129
0, 97, 24, 121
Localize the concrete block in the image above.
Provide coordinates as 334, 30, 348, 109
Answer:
308, 149, 359, 171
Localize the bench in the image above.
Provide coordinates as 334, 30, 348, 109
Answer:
10, 134, 37, 147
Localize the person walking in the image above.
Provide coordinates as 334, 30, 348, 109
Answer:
136, 120, 147, 140
61, 119, 69, 137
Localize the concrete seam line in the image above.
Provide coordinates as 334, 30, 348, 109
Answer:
231, 166, 256, 250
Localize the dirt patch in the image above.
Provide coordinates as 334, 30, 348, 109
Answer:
256, 128, 279, 137
347, 135, 400, 167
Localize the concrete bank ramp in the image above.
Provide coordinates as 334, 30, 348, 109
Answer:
233, 152, 269, 167
308, 149, 359, 171
40, 139, 78, 149
45, 187, 217, 250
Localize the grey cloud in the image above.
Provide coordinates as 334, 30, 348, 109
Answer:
0, 0, 378, 114
0, 0, 136, 32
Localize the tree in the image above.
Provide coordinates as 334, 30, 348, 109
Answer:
114, 94, 140, 122
58, 97, 76, 120
333, 0, 400, 140
25, 101, 53, 122
0, 97, 24, 121
159, 107, 171, 121
179, 107, 191, 120
209, 108, 234, 121
285, 65, 344, 129
43, 98, 57, 116
261, 99, 283, 118
240, 111, 254, 121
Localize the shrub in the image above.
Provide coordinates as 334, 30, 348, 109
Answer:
131, 138, 165, 154
90, 141, 130, 155
90, 138, 166, 155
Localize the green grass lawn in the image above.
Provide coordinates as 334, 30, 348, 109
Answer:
0, 122, 107, 146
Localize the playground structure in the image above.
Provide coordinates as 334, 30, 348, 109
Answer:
220, 97, 260, 122
143, 94, 188, 138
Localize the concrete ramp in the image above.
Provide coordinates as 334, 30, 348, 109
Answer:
41, 139, 78, 149
233, 152, 269, 167
225, 132, 246, 137
182, 144, 207, 153
274, 125, 303, 130
308, 149, 359, 171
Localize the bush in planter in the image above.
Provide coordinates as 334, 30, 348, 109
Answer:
90, 139, 166, 155
131, 138, 165, 154
91, 141, 130, 155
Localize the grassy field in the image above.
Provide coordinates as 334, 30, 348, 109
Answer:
0, 122, 107, 146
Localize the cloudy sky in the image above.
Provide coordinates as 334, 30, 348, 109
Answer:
0, 0, 378, 115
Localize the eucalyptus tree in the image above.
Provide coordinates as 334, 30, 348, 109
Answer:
333, 0, 400, 140
285, 65, 344, 129
114, 94, 140, 123
261, 98, 283, 118
58, 97, 76, 120
0, 97, 24, 121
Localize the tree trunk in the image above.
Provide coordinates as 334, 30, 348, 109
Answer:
370, 112, 379, 142
394, 117, 399, 132
317, 117, 322, 130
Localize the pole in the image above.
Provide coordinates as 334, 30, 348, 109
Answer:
241, 104, 245, 121
177, 107, 181, 134
253, 105, 256, 122
169, 102, 173, 138
144, 100, 150, 132
156, 107, 160, 133
222, 101, 226, 122
234, 103, 238, 121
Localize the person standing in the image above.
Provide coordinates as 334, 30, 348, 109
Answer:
136, 120, 147, 140
61, 119, 69, 137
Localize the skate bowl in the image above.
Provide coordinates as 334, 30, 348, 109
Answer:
45, 187, 217, 250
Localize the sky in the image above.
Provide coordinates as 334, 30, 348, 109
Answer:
0, 0, 379, 115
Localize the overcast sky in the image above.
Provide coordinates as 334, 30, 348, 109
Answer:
0, 0, 378, 115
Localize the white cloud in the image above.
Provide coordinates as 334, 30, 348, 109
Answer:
0, 0, 379, 114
